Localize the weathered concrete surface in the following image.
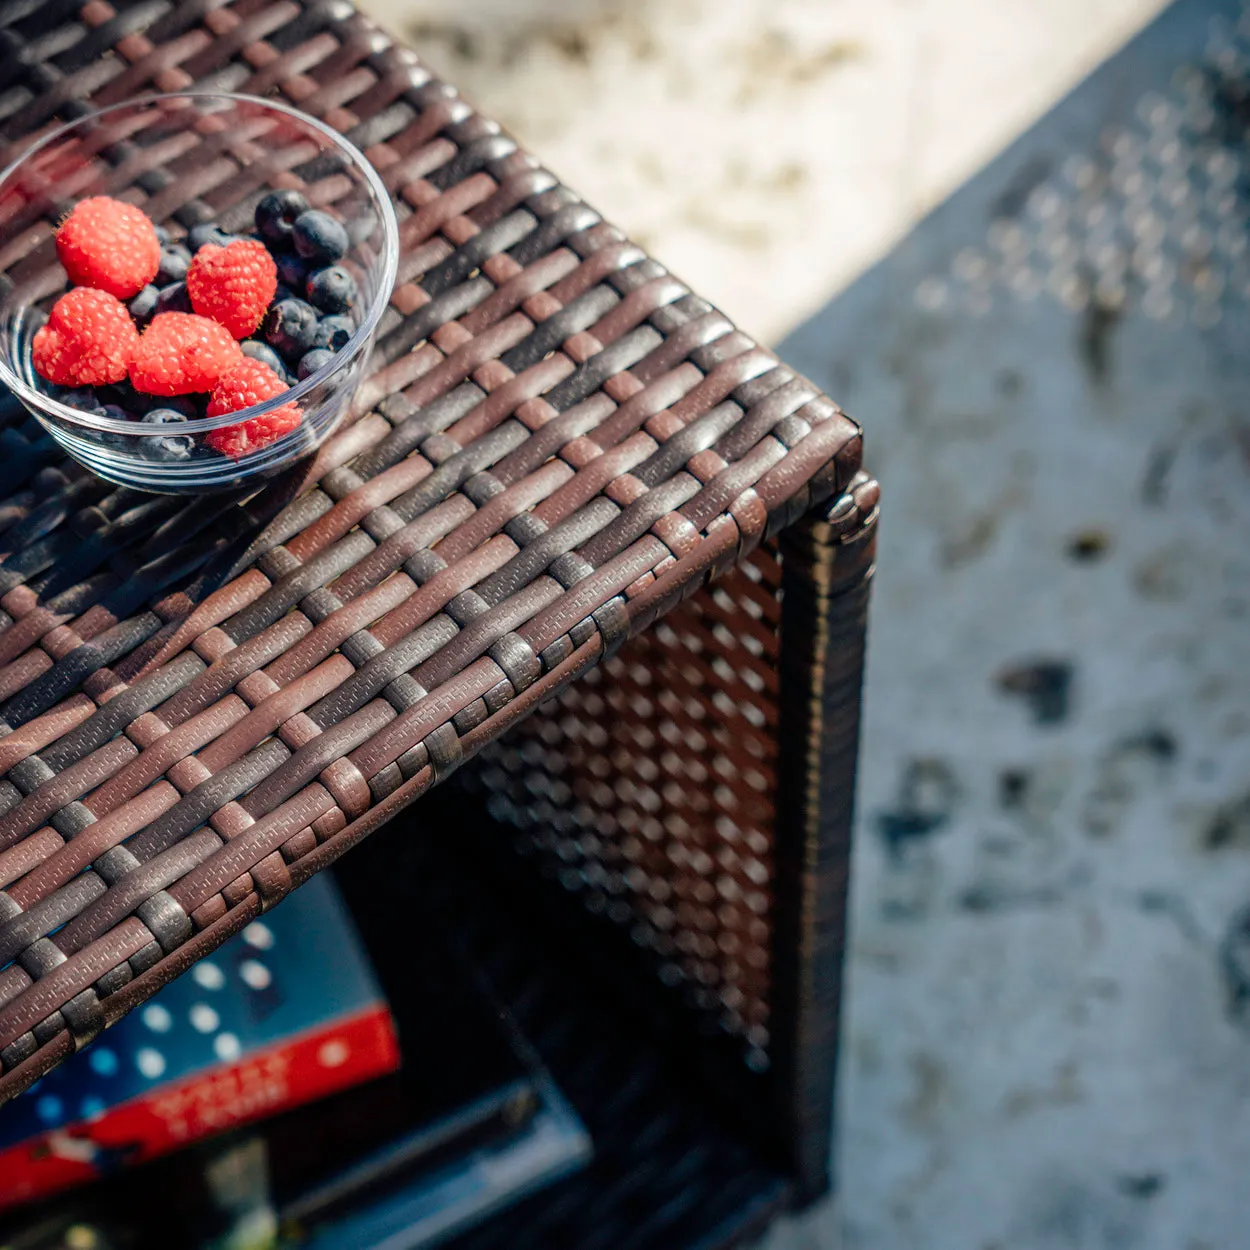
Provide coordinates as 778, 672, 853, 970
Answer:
765, 1, 1250, 1245
355, 0, 1169, 345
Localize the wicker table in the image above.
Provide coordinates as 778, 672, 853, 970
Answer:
0, 0, 876, 1240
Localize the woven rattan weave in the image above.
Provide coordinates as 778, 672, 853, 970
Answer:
0, 2, 874, 1201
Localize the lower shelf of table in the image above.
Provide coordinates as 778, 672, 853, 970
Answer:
335, 782, 793, 1250
0, 782, 793, 1250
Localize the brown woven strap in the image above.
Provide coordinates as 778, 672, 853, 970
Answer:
0, 0, 861, 1100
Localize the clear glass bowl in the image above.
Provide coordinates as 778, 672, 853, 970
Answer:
0, 93, 398, 494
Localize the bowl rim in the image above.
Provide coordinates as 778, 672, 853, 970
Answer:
0, 91, 400, 435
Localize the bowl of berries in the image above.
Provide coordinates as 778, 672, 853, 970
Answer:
0, 93, 399, 493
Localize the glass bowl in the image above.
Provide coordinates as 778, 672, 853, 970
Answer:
0, 93, 399, 494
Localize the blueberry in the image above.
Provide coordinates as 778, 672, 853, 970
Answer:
305, 265, 358, 315
292, 210, 348, 264
155, 282, 192, 316
186, 223, 245, 252
153, 224, 170, 246
95, 404, 134, 450
155, 244, 191, 285
242, 340, 290, 379
99, 379, 153, 415
129, 284, 160, 325
262, 299, 318, 362
312, 314, 354, 352
160, 396, 200, 419
145, 433, 198, 464
57, 387, 105, 414
271, 283, 295, 308
187, 223, 244, 252
275, 252, 310, 291
255, 190, 310, 248
115, 386, 195, 419
297, 348, 335, 380
140, 408, 195, 462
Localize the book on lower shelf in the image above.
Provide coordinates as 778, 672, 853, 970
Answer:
280, 1073, 590, 1249
0, 874, 401, 1212
262, 867, 592, 1249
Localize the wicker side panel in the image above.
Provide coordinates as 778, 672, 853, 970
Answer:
475, 540, 782, 1060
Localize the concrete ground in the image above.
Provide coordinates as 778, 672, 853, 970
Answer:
354, 0, 1170, 346
352, 2, 1248, 1247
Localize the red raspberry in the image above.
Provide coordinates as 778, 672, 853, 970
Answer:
31, 287, 139, 387
205, 358, 302, 458
186, 239, 278, 339
129, 312, 243, 396
56, 196, 160, 299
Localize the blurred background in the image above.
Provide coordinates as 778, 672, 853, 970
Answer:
346, 2, 1248, 1249
354, 0, 1167, 344
0, 2, 1245, 1249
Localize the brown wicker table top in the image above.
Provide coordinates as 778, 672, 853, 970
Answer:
0, 0, 863, 1105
